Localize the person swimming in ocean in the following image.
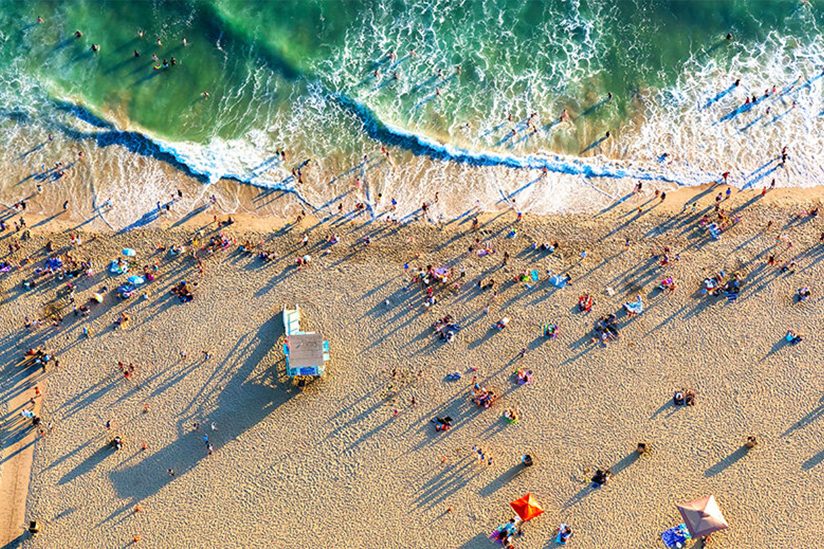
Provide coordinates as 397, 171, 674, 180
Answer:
91, 44, 99, 52
75, 30, 82, 38
134, 50, 140, 57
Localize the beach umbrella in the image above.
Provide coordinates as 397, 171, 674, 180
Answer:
509, 493, 544, 522
677, 495, 728, 538
122, 248, 136, 257
127, 275, 145, 285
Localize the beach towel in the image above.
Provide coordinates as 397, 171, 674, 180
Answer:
660, 524, 691, 548
549, 274, 567, 288
555, 523, 571, 545
624, 295, 643, 314
46, 257, 62, 269
530, 270, 539, 282
109, 260, 129, 274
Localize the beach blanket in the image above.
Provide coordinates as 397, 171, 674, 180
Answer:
549, 274, 567, 288
46, 257, 62, 270
624, 295, 643, 314
555, 523, 571, 545
660, 524, 691, 548
109, 260, 129, 274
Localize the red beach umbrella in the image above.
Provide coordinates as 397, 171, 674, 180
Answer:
509, 493, 544, 522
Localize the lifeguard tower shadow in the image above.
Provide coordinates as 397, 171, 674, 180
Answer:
106, 316, 291, 520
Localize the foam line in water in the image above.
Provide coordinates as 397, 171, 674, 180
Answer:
48, 100, 319, 210
332, 93, 709, 186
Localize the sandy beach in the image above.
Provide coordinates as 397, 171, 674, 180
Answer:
1, 184, 824, 548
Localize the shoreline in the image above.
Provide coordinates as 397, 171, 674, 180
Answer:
9, 180, 824, 238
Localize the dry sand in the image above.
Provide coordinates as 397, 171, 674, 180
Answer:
1, 184, 824, 548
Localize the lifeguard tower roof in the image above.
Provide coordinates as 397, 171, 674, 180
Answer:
286, 332, 325, 371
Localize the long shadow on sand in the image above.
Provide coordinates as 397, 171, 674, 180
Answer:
104, 316, 291, 521
705, 445, 749, 477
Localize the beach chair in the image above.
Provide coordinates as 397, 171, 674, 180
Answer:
726, 291, 738, 303
322, 340, 330, 362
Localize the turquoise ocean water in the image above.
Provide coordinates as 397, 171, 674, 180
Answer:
0, 0, 823, 225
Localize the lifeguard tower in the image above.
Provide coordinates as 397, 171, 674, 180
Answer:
283, 305, 330, 378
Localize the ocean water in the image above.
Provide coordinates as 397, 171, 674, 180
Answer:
0, 0, 823, 227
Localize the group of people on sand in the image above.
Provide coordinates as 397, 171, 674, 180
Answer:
433, 315, 460, 342
592, 314, 619, 346
471, 382, 497, 408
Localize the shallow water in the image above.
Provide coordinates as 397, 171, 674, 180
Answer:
0, 0, 822, 227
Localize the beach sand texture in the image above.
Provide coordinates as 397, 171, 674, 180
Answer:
2, 189, 824, 548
